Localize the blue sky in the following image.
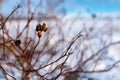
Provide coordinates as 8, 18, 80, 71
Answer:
0, 0, 120, 15
64, 0, 120, 13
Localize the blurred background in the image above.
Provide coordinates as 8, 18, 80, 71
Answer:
0, 0, 120, 80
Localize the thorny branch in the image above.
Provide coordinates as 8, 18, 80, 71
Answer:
0, 0, 120, 80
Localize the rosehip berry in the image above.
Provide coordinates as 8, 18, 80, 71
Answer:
37, 31, 42, 38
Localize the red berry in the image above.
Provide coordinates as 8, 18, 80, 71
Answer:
37, 31, 42, 38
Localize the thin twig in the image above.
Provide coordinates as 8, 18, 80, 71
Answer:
29, 38, 40, 63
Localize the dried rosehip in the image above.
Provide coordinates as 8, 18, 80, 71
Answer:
43, 23, 46, 27
36, 23, 48, 38
43, 27, 48, 32
35, 24, 42, 32
36, 23, 48, 32
15, 39, 21, 46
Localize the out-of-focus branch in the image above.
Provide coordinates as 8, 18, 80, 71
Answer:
0, 64, 8, 80
36, 32, 83, 71
82, 41, 120, 67
1, 5, 20, 29
16, 13, 34, 38
81, 60, 120, 73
